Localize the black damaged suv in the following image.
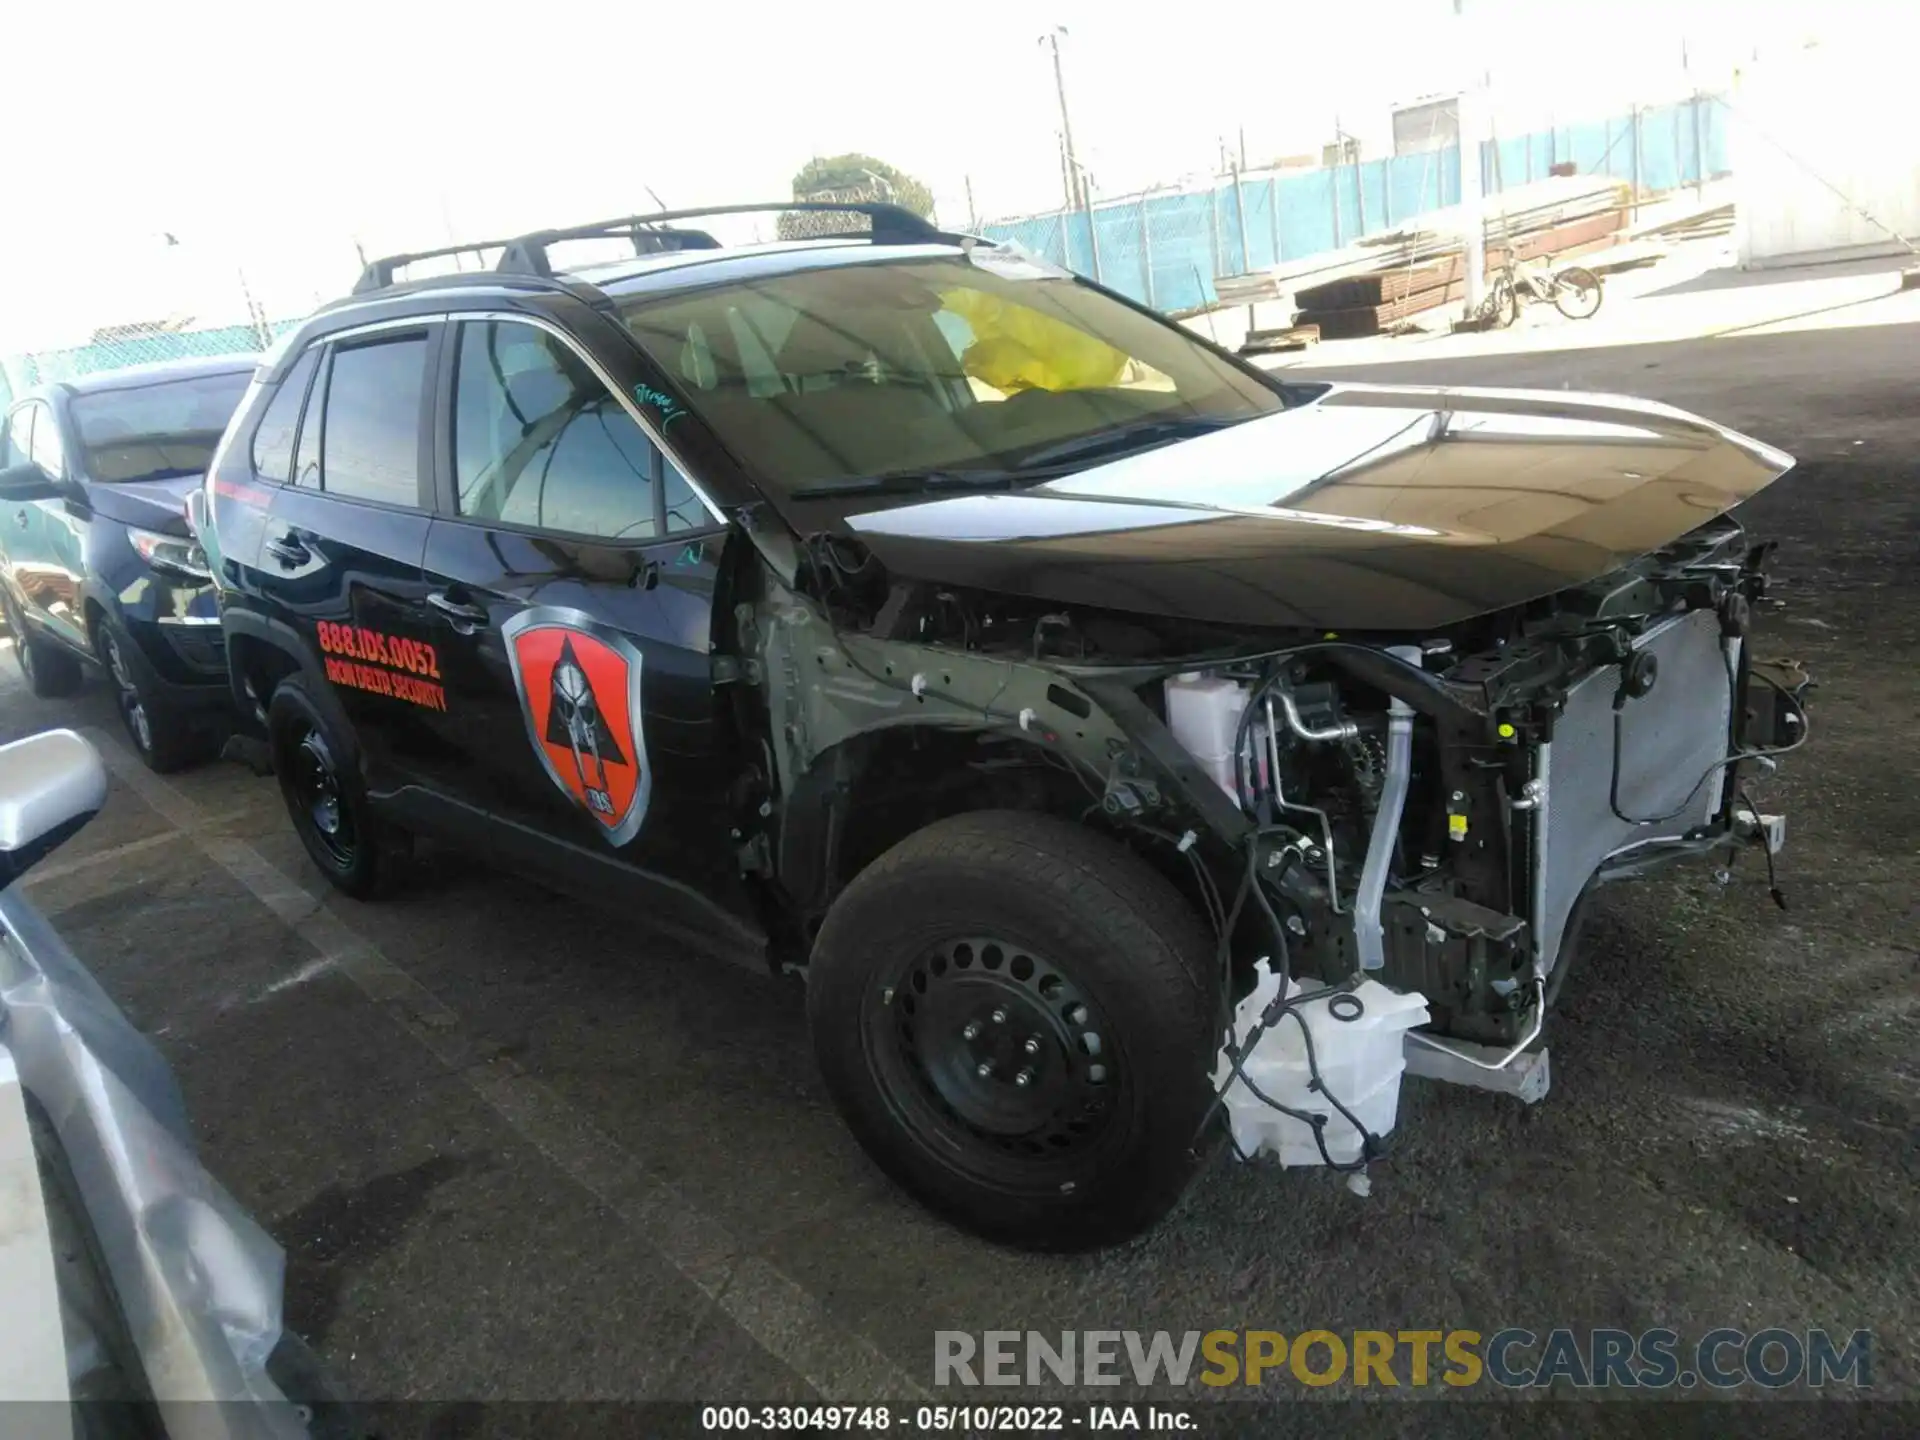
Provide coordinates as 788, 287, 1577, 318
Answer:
203, 203, 1801, 1248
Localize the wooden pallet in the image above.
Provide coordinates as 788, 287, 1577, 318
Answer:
1295, 209, 1626, 311
1295, 227, 1627, 339
1238, 323, 1320, 355
1297, 280, 1470, 338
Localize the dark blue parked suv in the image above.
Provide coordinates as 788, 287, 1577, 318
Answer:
0, 355, 253, 769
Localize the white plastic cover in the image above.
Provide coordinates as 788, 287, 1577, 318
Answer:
1214, 963, 1429, 1167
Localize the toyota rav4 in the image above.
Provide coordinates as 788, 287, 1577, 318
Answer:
199, 203, 1806, 1249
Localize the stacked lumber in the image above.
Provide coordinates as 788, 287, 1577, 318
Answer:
1292, 179, 1630, 338
1210, 176, 1632, 338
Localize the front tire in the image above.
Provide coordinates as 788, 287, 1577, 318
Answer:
268, 675, 404, 899
808, 811, 1216, 1250
1484, 275, 1519, 329
97, 625, 207, 773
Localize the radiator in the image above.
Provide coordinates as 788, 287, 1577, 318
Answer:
1532, 608, 1738, 969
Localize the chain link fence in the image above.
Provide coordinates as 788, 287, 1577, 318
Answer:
3, 320, 298, 392
0, 95, 1730, 403
775, 184, 886, 239
980, 94, 1728, 313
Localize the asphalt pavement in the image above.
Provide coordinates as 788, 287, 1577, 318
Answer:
1, 275, 1913, 1436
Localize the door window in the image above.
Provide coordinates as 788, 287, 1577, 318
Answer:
26, 403, 63, 478
662, 462, 707, 534
451, 320, 668, 541
251, 347, 321, 484
2, 406, 28, 467
318, 334, 428, 506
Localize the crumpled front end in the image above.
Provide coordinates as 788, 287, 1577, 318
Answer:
1086, 511, 1808, 1171
754, 464, 1805, 1187
1125, 516, 1804, 1027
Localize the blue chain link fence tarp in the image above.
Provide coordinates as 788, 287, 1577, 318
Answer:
984, 95, 1727, 313
1, 96, 1727, 402
1, 320, 305, 410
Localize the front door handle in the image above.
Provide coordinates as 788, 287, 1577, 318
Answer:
12, 510, 26, 530
426, 590, 490, 630
265, 530, 310, 567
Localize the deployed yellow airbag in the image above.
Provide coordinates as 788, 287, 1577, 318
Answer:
939, 287, 1131, 394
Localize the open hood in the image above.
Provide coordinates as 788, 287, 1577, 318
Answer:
826, 384, 1793, 632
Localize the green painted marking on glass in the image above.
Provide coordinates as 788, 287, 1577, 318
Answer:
633, 383, 688, 430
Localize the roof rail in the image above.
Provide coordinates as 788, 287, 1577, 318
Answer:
351, 236, 524, 295
353, 201, 953, 294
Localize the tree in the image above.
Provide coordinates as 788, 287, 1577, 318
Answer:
778, 154, 935, 238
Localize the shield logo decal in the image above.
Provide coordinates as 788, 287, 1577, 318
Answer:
502, 607, 652, 847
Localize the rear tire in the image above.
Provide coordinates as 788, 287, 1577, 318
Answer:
1552, 266, 1603, 320
3, 589, 83, 698
268, 675, 404, 899
808, 810, 1216, 1250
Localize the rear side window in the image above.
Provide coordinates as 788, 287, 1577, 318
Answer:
294, 350, 328, 488
450, 319, 666, 540
318, 335, 427, 507
26, 402, 64, 478
251, 348, 321, 484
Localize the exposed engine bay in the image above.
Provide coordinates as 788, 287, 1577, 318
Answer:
742, 504, 1807, 1175
1149, 515, 1805, 1052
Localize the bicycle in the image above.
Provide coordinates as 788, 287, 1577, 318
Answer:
1474, 251, 1604, 328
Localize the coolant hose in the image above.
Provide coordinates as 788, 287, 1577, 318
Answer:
1355, 647, 1422, 971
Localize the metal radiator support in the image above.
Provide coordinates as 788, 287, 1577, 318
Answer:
1355, 646, 1423, 971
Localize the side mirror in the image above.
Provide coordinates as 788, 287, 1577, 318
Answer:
0, 462, 59, 502
0, 730, 108, 890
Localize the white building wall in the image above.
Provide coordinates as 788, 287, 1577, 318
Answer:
1737, 40, 1920, 268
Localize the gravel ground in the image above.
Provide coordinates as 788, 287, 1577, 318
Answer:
2, 282, 1912, 1436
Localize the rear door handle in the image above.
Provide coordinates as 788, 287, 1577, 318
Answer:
426, 590, 490, 630
12, 511, 26, 530
265, 530, 311, 566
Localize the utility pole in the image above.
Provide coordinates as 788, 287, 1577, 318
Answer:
1455, 0, 1486, 313
236, 265, 270, 349
1041, 27, 1084, 211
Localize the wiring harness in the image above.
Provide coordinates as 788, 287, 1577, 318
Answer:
1180, 836, 1388, 1175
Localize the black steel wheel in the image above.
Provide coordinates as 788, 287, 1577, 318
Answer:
810, 810, 1215, 1250
268, 675, 402, 898
293, 728, 355, 869
867, 935, 1122, 1182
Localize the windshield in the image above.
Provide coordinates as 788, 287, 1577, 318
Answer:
70, 371, 252, 484
616, 254, 1287, 494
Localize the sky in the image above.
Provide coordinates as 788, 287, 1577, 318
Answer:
0, 0, 1874, 350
